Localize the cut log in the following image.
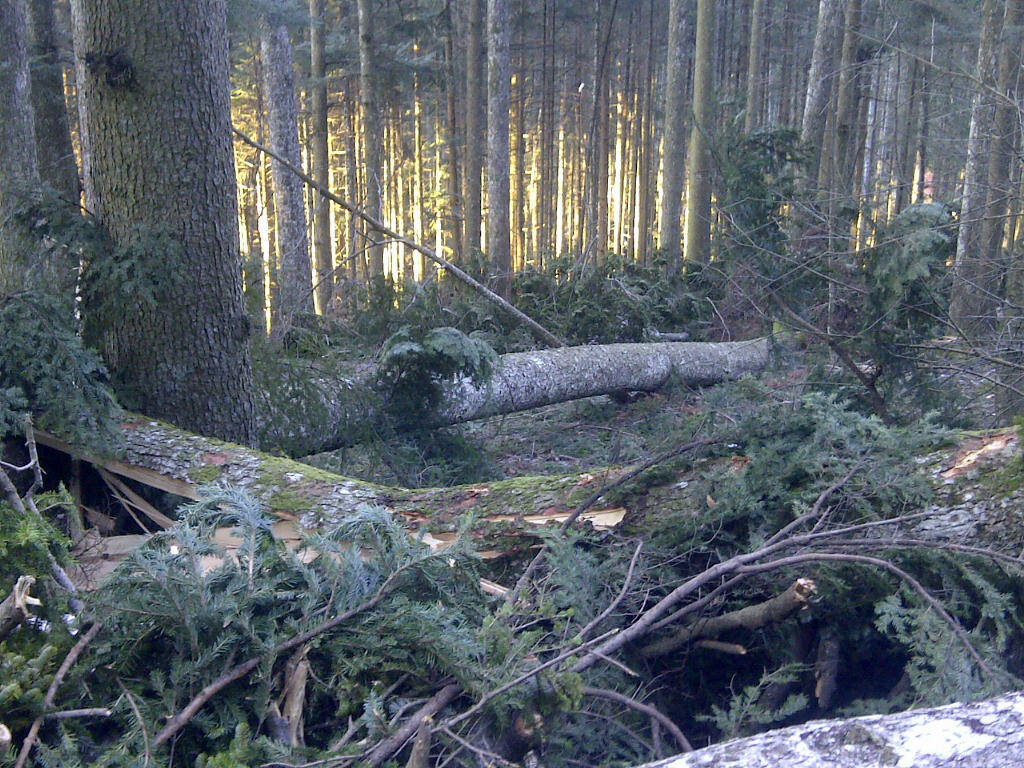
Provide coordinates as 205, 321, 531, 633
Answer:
256, 338, 771, 456
635, 692, 1024, 768
35, 422, 634, 588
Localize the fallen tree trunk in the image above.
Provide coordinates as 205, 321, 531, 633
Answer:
257, 338, 771, 456
635, 692, 1024, 768
36, 419, 637, 588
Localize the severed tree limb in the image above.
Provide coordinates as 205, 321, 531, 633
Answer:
363, 685, 461, 767
638, 577, 817, 658
232, 127, 567, 349
15, 620, 103, 768
582, 686, 692, 753
0, 576, 41, 640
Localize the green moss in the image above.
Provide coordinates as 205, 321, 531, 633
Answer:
188, 464, 224, 485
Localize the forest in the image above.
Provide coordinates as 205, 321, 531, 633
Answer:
4, 0, 1024, 765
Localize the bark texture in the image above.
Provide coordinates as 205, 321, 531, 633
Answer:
800, 0, 844, 185
70, 0, 255, 445
26, 0, 79, 204
635, 692, 1024, 768
0, 0, 38, 216
683, 0, 712, 265
260, 21, 314, 324
252, 338, 771, 456
309, 0, 332, 311
658, 0, 687, 268
357, 0, 384, 276
463, 0, 485, 260
486, 0, 511, 297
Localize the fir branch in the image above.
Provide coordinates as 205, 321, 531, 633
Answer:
151, 554, 435, 749
15, 620, 104, 768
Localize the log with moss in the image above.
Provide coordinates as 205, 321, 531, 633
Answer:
256, 338, 771, 456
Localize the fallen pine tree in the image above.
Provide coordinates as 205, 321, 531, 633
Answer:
255, 337, 771, 456
6, 395, 1024, 767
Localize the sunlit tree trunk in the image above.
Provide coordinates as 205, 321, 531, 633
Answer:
464, 0, 484, 261
412, 47, 425, 281
309, 0, 332, 311
26, 0, 78, 204
357, 0, 384, 278
70, 0, 255, 445
684, 0, 713, 266
486, 0, 511, 297
443, 19, 462, 264
658, 0, 687, 270
260, 21, 314, 325
950, 0, 1002, 332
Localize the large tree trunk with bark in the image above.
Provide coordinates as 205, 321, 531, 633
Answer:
636, 692, 1024, 768
254, 338, 771, 456
260, 21, 314, 327
486, 0, 510, 297
69, 0, 255, 445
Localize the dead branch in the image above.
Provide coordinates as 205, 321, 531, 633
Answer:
15, 620, 104, 768
582, 686, 693, 753
363, 685, 461, 767
0, 576, 41, 640
638, 578, 817, 658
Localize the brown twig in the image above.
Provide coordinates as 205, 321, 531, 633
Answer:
581, 686, 692, 752
15, 621, 103, 768
363, 685, 461, 767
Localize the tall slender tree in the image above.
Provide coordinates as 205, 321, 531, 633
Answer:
0, 0, 37, 221
309, 0, 333, 311
70, 0, 255, 445
486, 0, 511, 297
464, 0, 485, 261
658, 0, 687, 269
27, 0, 79, 204
684, 0, 713, 266
950, 0, 1002, 331
357, 0, 384, 277
260, 20, 314, 325
801, 0, 844, 186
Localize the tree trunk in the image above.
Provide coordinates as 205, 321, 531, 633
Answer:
659, 0, 687, 269
254, 338, 771, 457
70, 0, 256, 446
949, 0, 1002, 332
26, 0, 79, 205
800, 0, 844, 187
0, 0, 38, 222
309, 0, 333, 311
357, 0, 384, 277
464, 0, 484, 261
486, 0, 511, 297
743, 0, 764, 134
981, 0, 1022, 268
683, 0, 713, 266
260, 21, 314, 326
635, 693, 1024, 768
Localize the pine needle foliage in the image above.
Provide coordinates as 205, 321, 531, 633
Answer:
60, 489, 490, 764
